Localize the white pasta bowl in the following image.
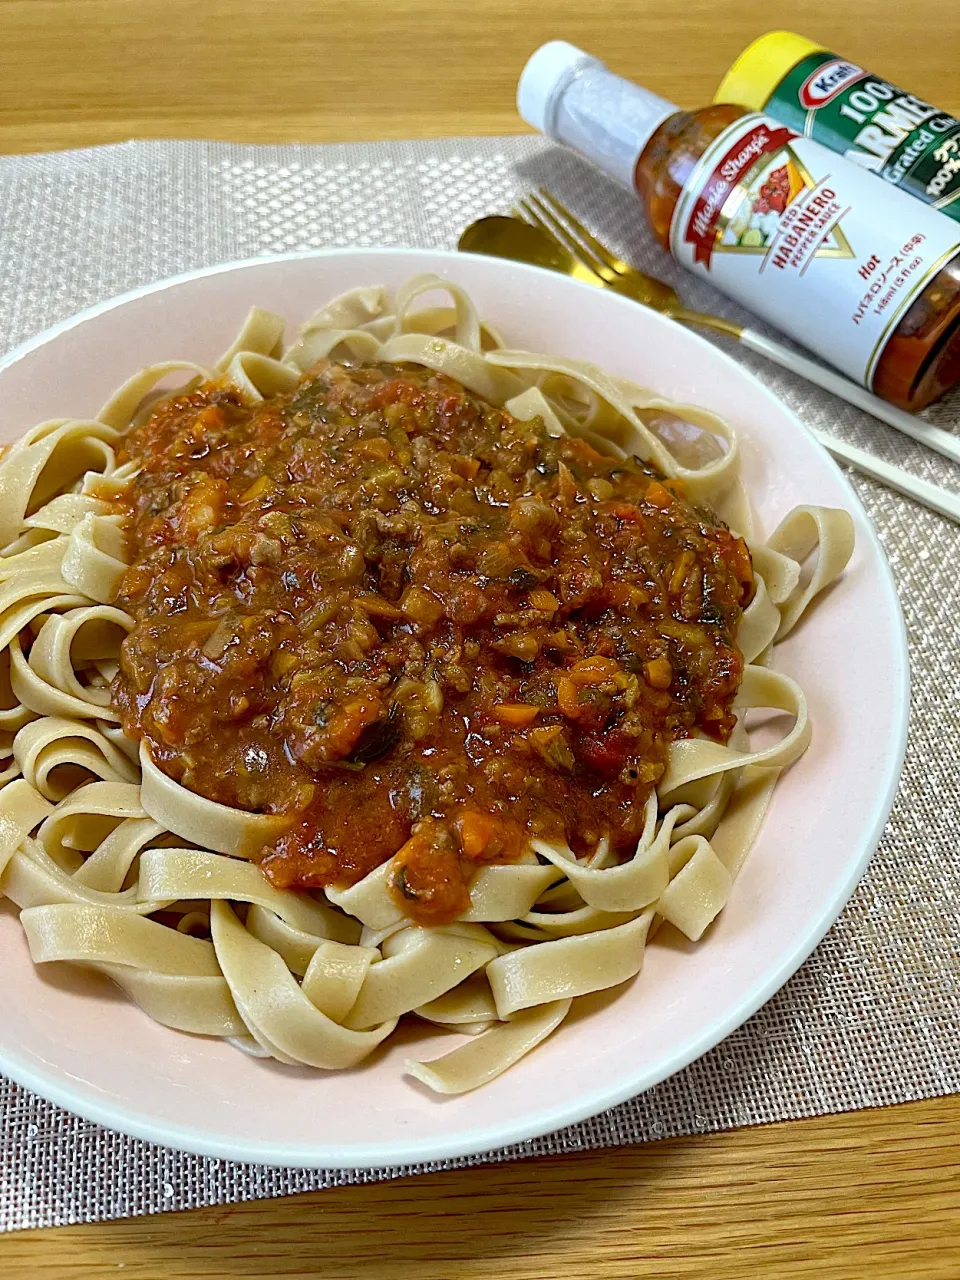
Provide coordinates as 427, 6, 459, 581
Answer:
0, 248, 908, 1167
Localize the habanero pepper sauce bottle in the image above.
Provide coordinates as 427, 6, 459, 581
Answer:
517, 41, 960, 411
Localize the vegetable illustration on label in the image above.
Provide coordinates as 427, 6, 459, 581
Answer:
680, 121, 853, 268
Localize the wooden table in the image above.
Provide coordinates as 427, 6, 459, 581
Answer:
1, 1, 958, 1275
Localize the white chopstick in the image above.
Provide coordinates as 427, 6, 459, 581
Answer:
741, 330, 960, 465
812, 427, 960, 524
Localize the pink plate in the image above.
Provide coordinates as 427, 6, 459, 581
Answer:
0, 249, 908, 1166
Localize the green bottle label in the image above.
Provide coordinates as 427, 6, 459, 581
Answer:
765, 50, 960, 222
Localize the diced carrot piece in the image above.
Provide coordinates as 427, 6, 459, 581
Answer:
529, 588, 560, 614
609, 501, 644, 523
644, 480, 674, 508
459, 808, 499, 859
644, 657, 673, 689
195, 405, 225, 431
557, 675, 581, 718
607, 581, 650, 608
569, 655, 620, 685
568, 437, 607, 462
491, 702, 539, 727
328, 696, 384, 757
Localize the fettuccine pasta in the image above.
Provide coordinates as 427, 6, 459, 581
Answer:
0, 276, 854, 1093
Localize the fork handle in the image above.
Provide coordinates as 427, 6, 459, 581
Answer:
737, 328, 960, 465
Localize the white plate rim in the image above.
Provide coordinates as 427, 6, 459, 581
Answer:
0, 247, 910, 1167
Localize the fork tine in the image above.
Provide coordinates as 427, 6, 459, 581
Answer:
515, 197, 592, 267
538, 188, 628, 276
523, 193, 614, 282
513, 201, 607, 289
511, 201, 538, 224
514, 198, 557, 241
515, 195, 554, 232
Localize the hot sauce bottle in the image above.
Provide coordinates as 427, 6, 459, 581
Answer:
517, 41, 960, 411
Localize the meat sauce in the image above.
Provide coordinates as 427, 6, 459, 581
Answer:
112, 361, 753, 924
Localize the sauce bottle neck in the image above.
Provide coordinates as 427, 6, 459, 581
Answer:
518, 43, 680, 189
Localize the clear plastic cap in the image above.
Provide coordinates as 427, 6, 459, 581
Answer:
517, 41, 600, 135
516, 42, 678, 189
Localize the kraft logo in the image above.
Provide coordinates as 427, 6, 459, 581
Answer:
798, 59, 865, 109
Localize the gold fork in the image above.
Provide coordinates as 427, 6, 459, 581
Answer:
511, 187, 960, 467
515, 190, 739, 337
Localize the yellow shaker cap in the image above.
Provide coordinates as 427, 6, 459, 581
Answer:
714, 31, 825, 110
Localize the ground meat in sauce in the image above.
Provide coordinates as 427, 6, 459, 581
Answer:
111, 360, 753, 925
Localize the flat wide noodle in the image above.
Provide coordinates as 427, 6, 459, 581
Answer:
487, 912, 654, 1017
138, 742, 287, 859
0, 275, 855, 1094
405, 999, 572, 1095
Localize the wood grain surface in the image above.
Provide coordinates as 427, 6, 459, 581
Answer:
1, 1, 958, 1274
0, 0, 957, 153
4, 1101, 960, 1277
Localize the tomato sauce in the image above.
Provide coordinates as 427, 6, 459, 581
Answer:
112, 361, 752, 924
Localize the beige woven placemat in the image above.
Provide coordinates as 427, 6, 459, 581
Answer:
0, 136, 958, 1231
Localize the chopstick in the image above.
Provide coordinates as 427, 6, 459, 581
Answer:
813, 428, 960, 524
740, 331, 960, 466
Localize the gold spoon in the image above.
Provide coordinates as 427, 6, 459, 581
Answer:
457, 216, 602, 288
